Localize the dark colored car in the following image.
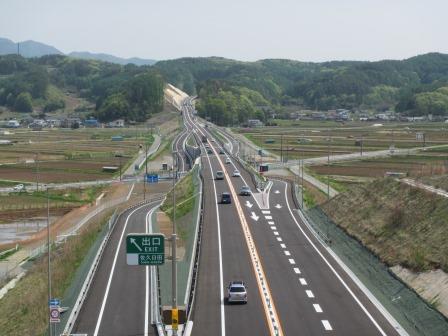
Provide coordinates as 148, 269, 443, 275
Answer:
221, 192, 231, 204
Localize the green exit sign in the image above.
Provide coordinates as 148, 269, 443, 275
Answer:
126, 234, 165, 265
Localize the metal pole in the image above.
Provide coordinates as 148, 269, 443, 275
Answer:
280, 135, 283, 163
172, 151, 178, 335
327, 129, 331, 200
36, 153, 40, 192
119, 156, 122, 181
47, 187, 52, 336
301, 159, 304, 209
360, 134, 363, 156
144, 143, 148, 200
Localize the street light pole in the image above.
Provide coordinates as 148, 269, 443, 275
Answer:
171, 150, 178, 336
327, 128, 331, 200
47, 187, 52, 336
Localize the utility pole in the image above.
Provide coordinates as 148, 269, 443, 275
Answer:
47, 187, 52, 336
35, 153, 40, 192
360, 134, 363, 156
301, 159, 304, 209
171, 150, 178, 336
143, 142, 148, 200
327, 128, 331, 200
280, 135, 283, 163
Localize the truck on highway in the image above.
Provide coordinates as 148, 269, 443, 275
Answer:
201, 135, 207, 143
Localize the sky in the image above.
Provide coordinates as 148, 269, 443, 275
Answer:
1, 0, 447, 62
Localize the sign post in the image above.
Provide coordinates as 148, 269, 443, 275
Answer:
126, 234, 165, 266
172, 308, 179, 331
49, 306, 60, 323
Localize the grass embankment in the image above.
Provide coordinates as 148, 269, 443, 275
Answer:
160, 172, 195, 241
322, 178, 448, 272
0, 211, 112, 336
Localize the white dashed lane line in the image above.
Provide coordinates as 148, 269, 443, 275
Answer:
266, 209, 332, 332
322, 320, 333, 331
306, 290, 315, 298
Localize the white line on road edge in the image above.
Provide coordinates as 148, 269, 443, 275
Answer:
93, 202, 157, 336
313, 304, 323, 313
282, 181, 408, 336
299, 278, 307, 286
146, 206, 158, 335
322, 320, 333, 330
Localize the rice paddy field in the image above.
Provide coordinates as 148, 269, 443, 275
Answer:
237, 120, 448, 160
0, 127, 153, 183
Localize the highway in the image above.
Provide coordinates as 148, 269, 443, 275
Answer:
183, 100, 404, 335
67, 97, 405, 336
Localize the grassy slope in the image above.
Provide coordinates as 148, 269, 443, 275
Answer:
322, 178, 448, 272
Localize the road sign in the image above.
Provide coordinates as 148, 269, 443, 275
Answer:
146, 174, 159, 183
126, 234, 165, 265
49, 298, 60, 306
172, 308, 179, 330
49, 305, 60, 323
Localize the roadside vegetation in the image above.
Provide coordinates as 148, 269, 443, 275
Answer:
0, 210, 112, 336
322, 178, 448, 273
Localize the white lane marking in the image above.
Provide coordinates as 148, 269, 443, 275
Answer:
265, 215, 273, 220
306, 290, 314, 298
299, 278, 307, 286
273, 231, 279, 236
203, 141, 226, 336
280, 243, 286, 249
322, 320, 333, 330
284, 251, 291, 256
293, 267, 301, 274
277, 237, 283, 242
282, 181, 389, 336
268, 221, 275, 225
275, 204, 282, 209
245, 201, 253, 208
274, 190, 280, 194
145, 207, 157, 335
313, 304, 323, 313
250, 212, 260, 221
288, 258, 296, 265
262, 210, 271, 214
270, 226, 277, 230
93, 202, 158, 336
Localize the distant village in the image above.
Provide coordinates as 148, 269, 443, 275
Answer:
0, 117, 125, 130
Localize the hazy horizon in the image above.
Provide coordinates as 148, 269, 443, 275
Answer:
1, 0, 447, 63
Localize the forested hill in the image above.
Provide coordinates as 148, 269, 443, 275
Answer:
154, 53, 448, 124
0, 54, 164, 121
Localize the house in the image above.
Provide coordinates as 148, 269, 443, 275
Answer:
247, 119, 264, 128
5, 120, 20, 128
84, 118, 100, 128
107, 119, 125, 128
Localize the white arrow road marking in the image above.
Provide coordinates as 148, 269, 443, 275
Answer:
130, 238, 142, 252
246, 201, 253, 208
250, 212, 259, 221
275, 204, 282, 209
274, 190, 280, 194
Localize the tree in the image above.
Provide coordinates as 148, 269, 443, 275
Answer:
14, 92, 33, 112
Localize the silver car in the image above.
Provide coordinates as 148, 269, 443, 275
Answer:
227, 281, 247, 303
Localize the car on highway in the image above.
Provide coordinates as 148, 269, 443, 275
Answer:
221, 192, 231, 204
219, 148, 225, 154
215, 171, 224, 180
13, 184, 24, 191
225, 157, 231, 164
239, 186, 251, 196
227, 281, 247, 303
232, 169, 241, 177
207, 148, 213, 154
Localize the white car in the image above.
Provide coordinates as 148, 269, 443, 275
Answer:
13, 184, 24, 191
227, 281, 247, 303
225, 157, 231, 164
232, 169, 241, 177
